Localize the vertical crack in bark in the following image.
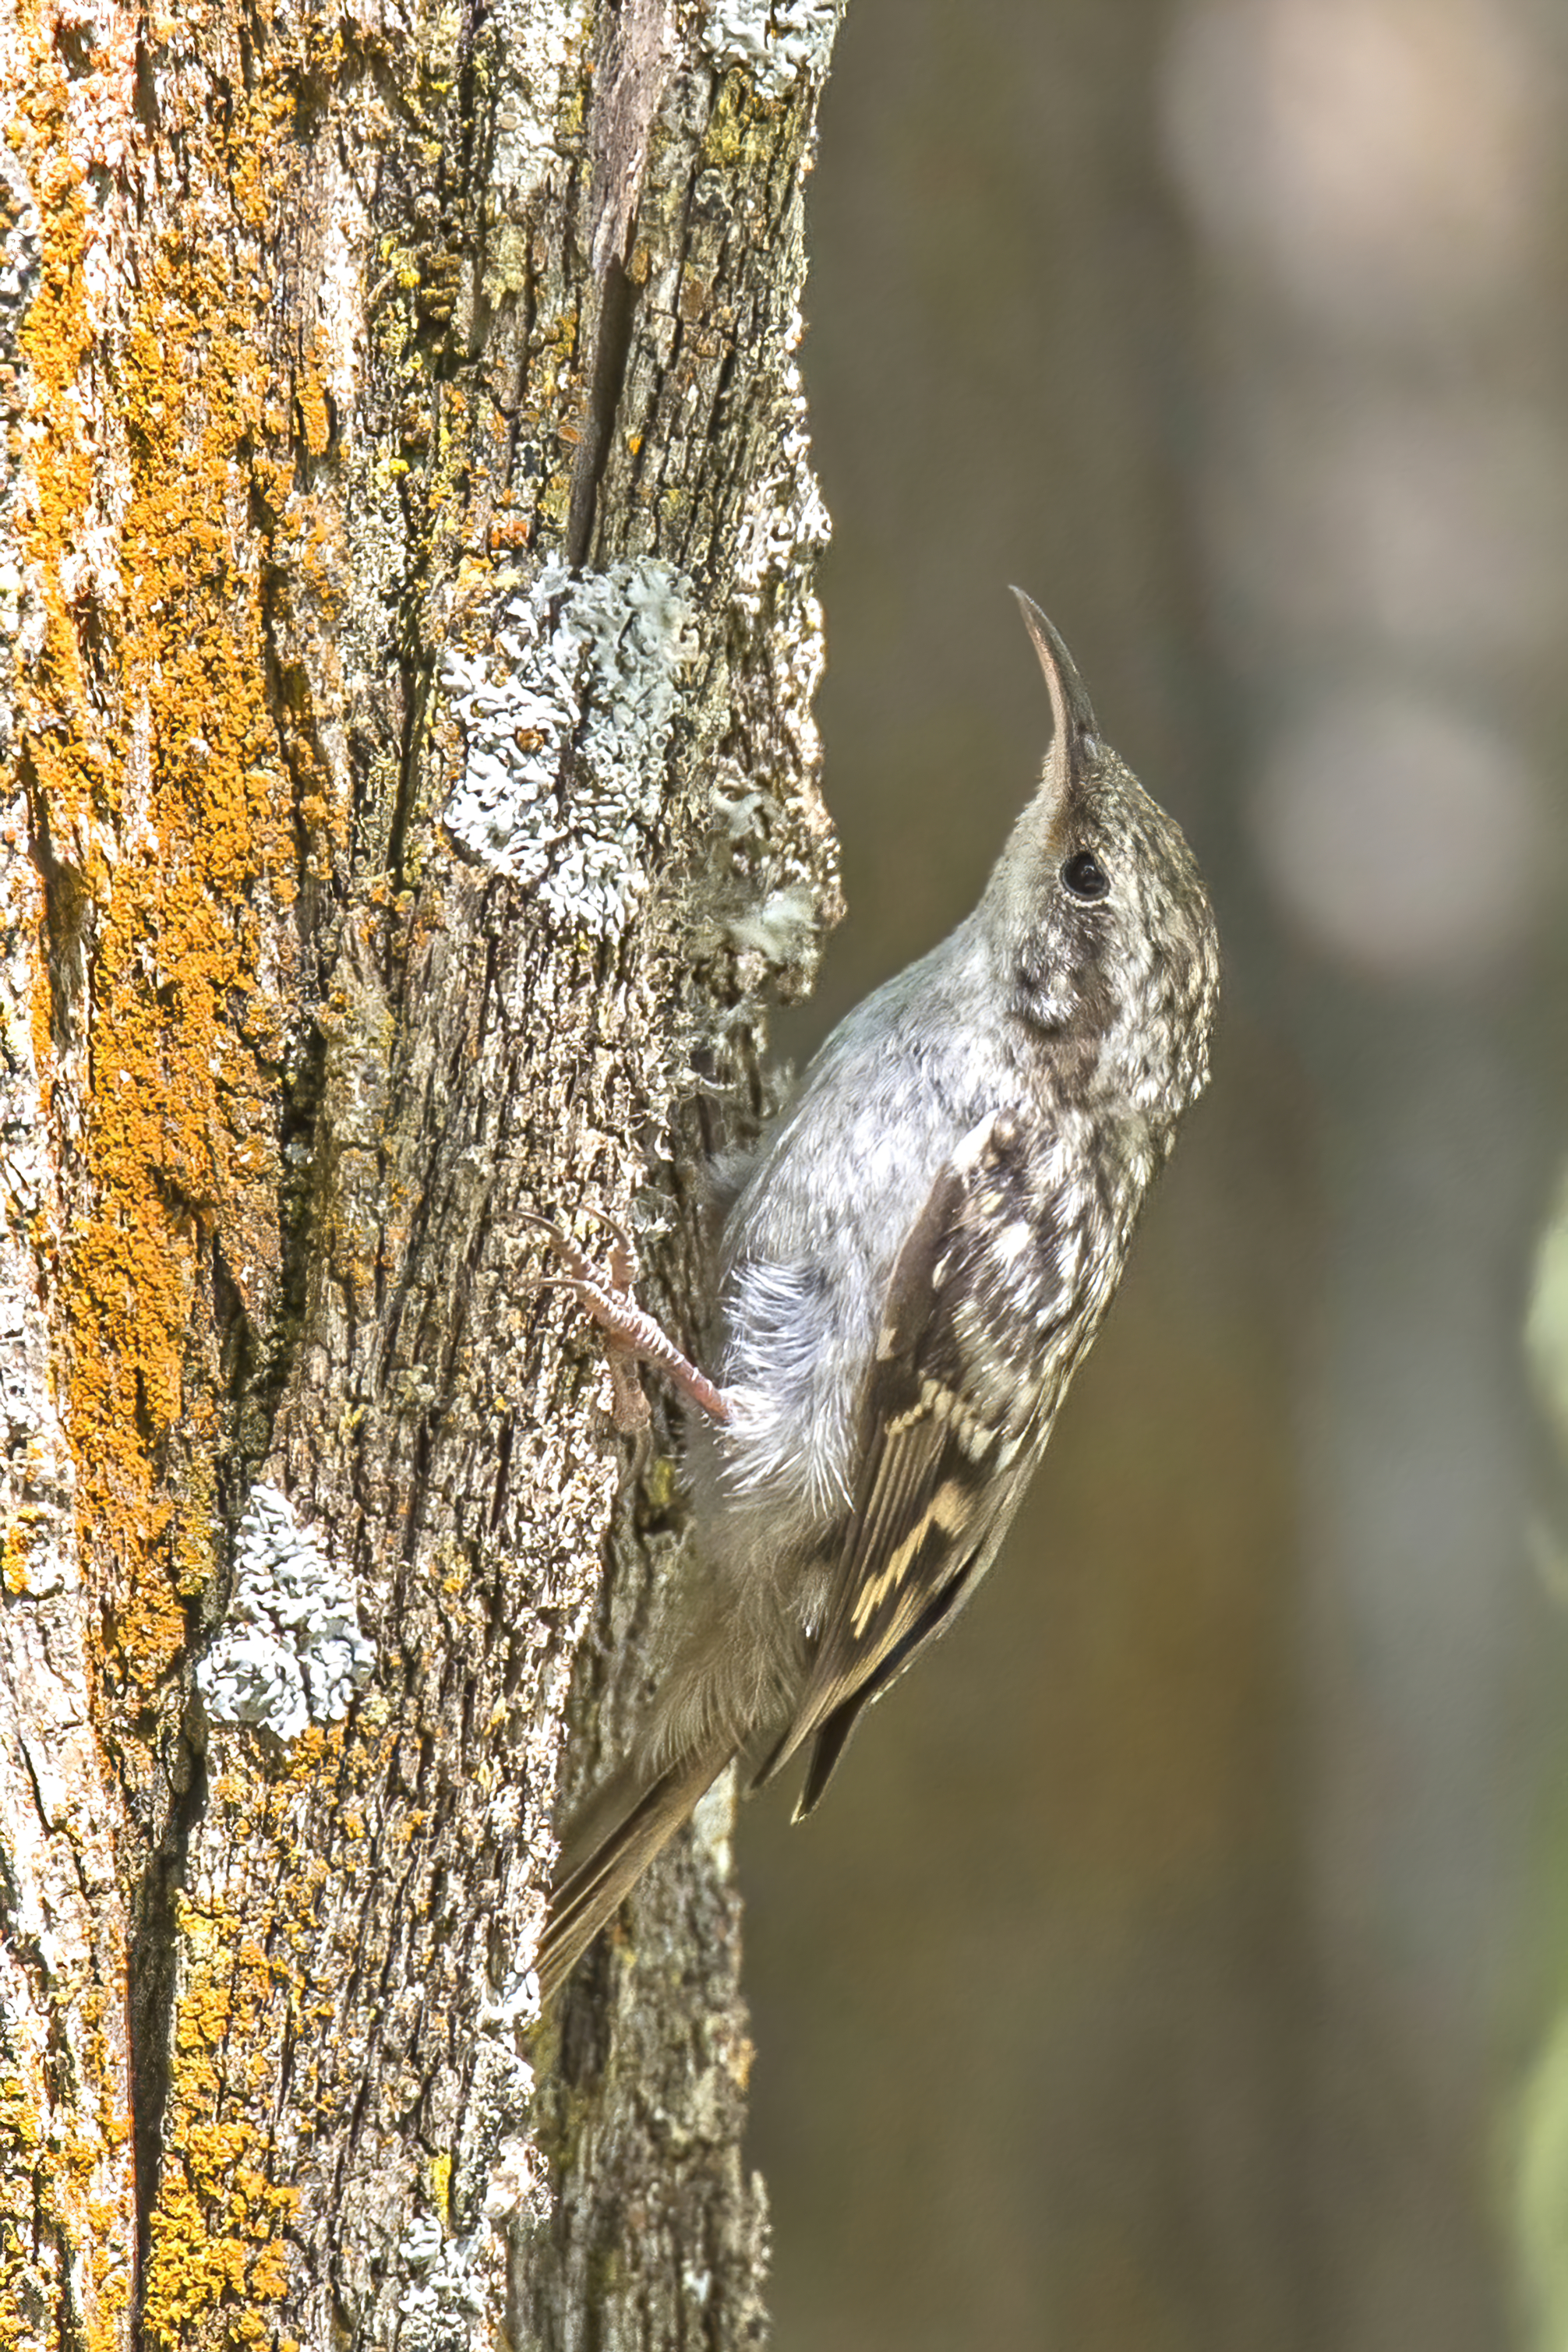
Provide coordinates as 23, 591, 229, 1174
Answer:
275, 1013, 329, 1342
386, 648, 438, 892
566, 258, 636, 569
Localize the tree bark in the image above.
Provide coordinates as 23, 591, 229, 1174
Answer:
0, 1, 841, 2344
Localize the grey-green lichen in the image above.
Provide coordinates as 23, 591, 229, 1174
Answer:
442, 556, 699, 935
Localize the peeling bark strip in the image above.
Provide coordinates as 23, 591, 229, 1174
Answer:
0, 0, 843, 2344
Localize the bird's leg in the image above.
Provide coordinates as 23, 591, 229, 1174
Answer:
523, 1210, 730, 1431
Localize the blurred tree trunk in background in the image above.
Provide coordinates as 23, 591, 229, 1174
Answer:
0, 1, 839, 2343
748, 2, 1568, 2349
752, 9, 1314, 2350
1520, 1185, 1568, 2350
1167, 5, 1568, 2347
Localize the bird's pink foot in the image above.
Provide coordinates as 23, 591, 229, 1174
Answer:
524, 1209, 729, 1432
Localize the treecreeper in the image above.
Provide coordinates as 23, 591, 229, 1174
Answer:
535, 591, 1220, 2002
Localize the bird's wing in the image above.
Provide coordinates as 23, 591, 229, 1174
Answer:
755, 1107, 1079, 1813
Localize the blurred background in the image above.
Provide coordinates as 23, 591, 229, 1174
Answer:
738, 2, 1568, 2347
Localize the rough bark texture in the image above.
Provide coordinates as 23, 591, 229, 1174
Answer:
0, 1, 842, 2345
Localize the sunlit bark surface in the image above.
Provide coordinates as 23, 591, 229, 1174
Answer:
0, 1, 841, 2343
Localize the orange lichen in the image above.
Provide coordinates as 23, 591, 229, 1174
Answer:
0, 1972, 133, 2352
295, 350, 333, 460
143, 1879, 304, 2344
140, 1718, 401, 2350
16, 30, 302, 1734
2, 1507, 40, 1595
11, 2, 598, 2339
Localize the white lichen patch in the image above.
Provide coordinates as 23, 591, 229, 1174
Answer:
703, 308, 834, 986
486, 0, 585, 194
442, 556, 700, 936
464, 1963, 544, 2223
393, 1972, 542, 2350
198, 1483, 375, 1740
731, 313, 832, 616
397, 2233, 492, 2352
398, 2214, 445, 2272
705, 0, 842, 98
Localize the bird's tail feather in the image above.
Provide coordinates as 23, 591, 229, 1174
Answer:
536, 1736, 735, 2004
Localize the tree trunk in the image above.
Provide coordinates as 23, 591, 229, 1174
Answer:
0, 2, 842, 2344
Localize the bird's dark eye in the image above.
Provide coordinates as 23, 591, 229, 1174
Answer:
1060, 849, 1109, 901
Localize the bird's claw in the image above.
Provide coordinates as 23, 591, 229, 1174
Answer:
523, 1208, 729, 1429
